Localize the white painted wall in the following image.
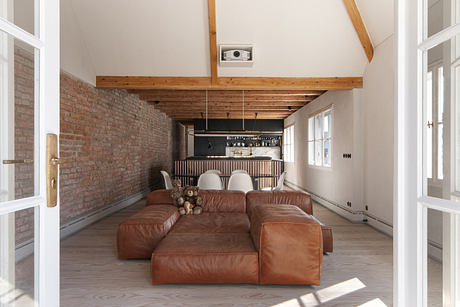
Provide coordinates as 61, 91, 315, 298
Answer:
362, 36, 394, 225
283, 36, 394, 230
284, 89, 364, 214
60, 0, 96, 85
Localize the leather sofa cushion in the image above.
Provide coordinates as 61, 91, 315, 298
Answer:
246, 190, 313, 216
117, 205, 179, 259
151, 233, 258, 284
171, 213, 250, 234
146, 189, 246, 213
250, 204, 323, 285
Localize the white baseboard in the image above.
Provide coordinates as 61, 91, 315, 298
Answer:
365, 214, 393, 237
16, 190, 149, 262
285, 181, 365, 223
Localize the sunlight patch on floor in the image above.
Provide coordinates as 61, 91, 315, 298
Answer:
0, 278, 34, 306
357, 298, 388, 306
272, 277, 371, 306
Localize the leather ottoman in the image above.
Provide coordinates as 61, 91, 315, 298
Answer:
250, 204, 323, 285
151, 233, 259, 284
117, 204, 179, 259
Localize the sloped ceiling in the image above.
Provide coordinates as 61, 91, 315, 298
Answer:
60, 0, 396, 84
355, 0, 394, 47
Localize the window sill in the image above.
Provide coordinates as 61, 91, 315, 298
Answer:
307, 164, 332, 171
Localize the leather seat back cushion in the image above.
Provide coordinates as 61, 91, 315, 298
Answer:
250, 204, 323, 285
151, 233, 258, 284
246, 190, 313, 216
146, 189, 246, 213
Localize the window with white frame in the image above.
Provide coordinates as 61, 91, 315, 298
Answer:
283, 125, 294, 162
308, 108, 332, 167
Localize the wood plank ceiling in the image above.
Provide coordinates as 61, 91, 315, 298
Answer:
128, 89, 326, 120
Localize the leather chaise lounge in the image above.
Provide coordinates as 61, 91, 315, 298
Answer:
117, 189, 333, 285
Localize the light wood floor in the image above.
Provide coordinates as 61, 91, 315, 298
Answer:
59, 201, 396, 307
11, 200, 442, 306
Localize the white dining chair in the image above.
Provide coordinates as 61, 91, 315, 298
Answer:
160, 171, 173, 189
205, 169, 222, 175
231, 169, 248, 175
228, 173, 253, 193
197, 173, 224, 190
262, 171, 287, 191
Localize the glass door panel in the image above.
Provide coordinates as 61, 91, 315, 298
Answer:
0, 31, 38, 202
0, 207, 36, 307
0, 0, 36, 35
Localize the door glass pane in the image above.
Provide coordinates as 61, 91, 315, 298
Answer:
0, 0, 36, 35
0, 207, 36, 307
428, 0, 451, 37
438, 123, 444, 180
427, 71, 433, 179
0, 31, 38, 201
427, 208, 443, 306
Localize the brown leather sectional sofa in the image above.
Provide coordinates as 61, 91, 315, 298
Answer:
117, 189, 333, 285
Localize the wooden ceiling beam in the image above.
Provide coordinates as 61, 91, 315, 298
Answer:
140, 95, 313, 102
208, 0, 218, 83
343, 0, 374, 62
129, 89, 325, 96
150, 101, 309, 107
96, 76, 362, 90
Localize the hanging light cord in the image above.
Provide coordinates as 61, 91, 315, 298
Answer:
242, 90, 245, 130
206, 90, 208, 130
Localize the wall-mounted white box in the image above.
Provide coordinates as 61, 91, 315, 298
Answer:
219, 44, 254, 67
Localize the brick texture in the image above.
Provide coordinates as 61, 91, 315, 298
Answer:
59, 72, 175, 225
14, 47, 177, 244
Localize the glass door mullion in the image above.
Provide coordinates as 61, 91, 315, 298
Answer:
0, 18, 42, 49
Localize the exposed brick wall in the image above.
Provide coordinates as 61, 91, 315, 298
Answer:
13, 47, 177, 243
59, 72, 175, 225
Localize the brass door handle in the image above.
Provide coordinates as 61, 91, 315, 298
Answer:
3, 159, 34, 164
49, 157, 68, 166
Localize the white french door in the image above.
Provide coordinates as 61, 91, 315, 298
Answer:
397, 0, 460, 306
0, 0, 60, 306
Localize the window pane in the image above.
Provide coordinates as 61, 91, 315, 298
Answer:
427, 71, 433, 179
308, 117, 314, 141
323, 110, 331, 139
315, 114, 322, 140
308, 141, 314, 165
324, 139, 331, 167
315, 140, 322, 166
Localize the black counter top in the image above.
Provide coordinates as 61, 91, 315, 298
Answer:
186, 156, 273, 160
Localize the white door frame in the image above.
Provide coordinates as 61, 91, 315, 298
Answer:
396, 0, 460, 306
0, 0, 60, 305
